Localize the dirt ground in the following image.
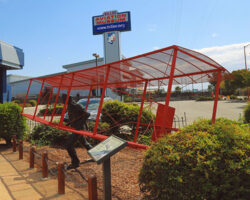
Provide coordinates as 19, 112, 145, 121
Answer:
21, 141, 145, 200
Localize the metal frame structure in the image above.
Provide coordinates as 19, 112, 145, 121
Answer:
21, 45, 227, 149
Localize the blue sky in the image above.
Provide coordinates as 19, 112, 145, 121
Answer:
1, 0, 250, 77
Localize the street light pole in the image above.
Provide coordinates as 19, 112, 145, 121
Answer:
93, 53, 99, 96
243, 44, 250, 100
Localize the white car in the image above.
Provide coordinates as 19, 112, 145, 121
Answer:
64, 97, 112, 122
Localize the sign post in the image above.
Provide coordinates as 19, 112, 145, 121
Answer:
88, 135, 128, 200
92, 10, 131, 99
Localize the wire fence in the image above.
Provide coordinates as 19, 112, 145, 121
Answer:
173, 112, 188, 128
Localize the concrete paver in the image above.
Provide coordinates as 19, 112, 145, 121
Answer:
0, 147, 89, 200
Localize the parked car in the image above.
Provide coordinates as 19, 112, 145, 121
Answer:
64, 97, 112, 122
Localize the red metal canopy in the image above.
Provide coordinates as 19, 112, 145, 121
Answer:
33, 45, 226, 90
22, 45, 227, 149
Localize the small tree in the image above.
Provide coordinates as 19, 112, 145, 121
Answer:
139, 118, 249, 200
0, 102, 26, 144
174, 86, 181, 94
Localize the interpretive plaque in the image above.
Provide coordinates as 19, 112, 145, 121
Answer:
88, 135, 128, 200
88, 135, 128, 164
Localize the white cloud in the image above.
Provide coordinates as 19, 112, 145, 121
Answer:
153, 46, 159, 50
211, 33, 218, 38
195, 42, 250, 72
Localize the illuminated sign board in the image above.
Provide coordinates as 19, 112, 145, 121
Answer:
92, 11, 131, 35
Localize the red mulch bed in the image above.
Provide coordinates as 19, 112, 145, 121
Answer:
22, 141, 146, 199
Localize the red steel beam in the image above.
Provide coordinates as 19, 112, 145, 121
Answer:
50, 75, 64, 123
94, 66, 111, 134
33, 80, 45, 119
22, 79, 32, 113
44, 87, 53, 119
86, 85, 93, 110
146, 69, 219, 83
179, 46, 224, 70
165, 48, 178, 107
212, 70, 222, 123
59, 73, 75, 126
134, 80, 148, 142
177, 47, 225, 71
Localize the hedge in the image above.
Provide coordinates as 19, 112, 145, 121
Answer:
38, 106, 63, 116
29, 100, 37, 106
196, 96, 214, 101
139, 118, 250, 200
244, 102, 250, 123
0, 102, 26, 144
27, 123, 69, 146
101, 100, 155, 140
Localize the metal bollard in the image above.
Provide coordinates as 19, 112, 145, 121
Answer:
18, 140, 23, 159
12, 135, 16, 152
57, 162, 65, 194
42, 151, 48, 178
88, 175, 98, 200
29, 147, 35, 168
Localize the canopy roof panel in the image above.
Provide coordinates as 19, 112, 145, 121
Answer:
34, 45, 226, 90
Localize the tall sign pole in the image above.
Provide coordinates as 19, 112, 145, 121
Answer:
92, 10, 131, 100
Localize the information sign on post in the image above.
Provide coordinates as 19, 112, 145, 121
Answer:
88, 135, 128, 200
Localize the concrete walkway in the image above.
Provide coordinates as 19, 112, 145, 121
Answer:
0, 146, 88, 200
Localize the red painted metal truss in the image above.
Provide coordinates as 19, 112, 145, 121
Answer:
21, 45, 227, 149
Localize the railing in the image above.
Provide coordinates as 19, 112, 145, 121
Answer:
11, 136, 98, 200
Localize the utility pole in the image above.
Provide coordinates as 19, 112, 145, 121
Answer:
243, 44, 250, 100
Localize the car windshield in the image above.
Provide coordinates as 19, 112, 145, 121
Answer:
87, 103, 99, 110
77, 97, 112, 110
77, 99, 100, 107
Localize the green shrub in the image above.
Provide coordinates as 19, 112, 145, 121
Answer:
139, 118, 250, 200
19, 103, 32, 107
29, 100, 37, 106
27, 124, 69, 146
27, 123, 96, 147
124, 95, 133, 102
230, 94, 238, 100
244, 102, 250, 123
12, 99, 20, 104
101, 100, 154, 140
0, 102, 27, 144
196, 96, 214, 101
87, 121, 110, 134
38, 105, 63, 116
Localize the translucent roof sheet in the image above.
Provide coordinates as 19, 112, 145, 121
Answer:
34, 45, 226, 90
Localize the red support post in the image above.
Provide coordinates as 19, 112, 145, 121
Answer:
44, 87, 53, 119
165, 48, 178, 107
94, 66, 110, 134
212, 71, 222, 123
57, 162, 65, 194
33, 80, 45, 119
50, 75, 64, 123
134, 81, 148, 142
12, 135, 16, 152
22, 79, 32, 113
59, 73, 74, 126
29, 146, 35, 168
42, 151, 48, 178
86, 85, 93, 110
18, 140, 23, 160
88, 175, 98, 200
